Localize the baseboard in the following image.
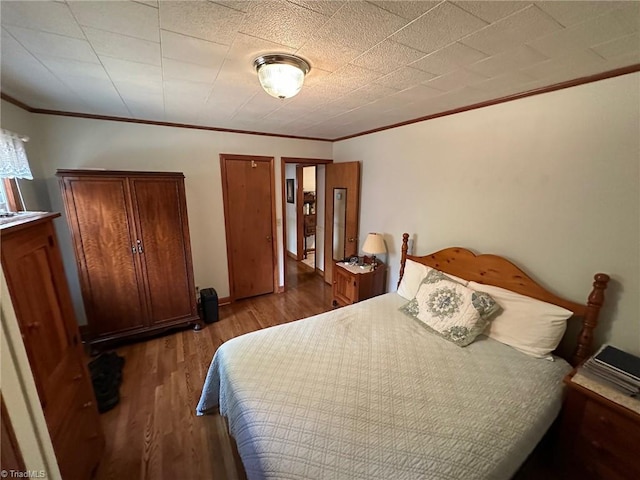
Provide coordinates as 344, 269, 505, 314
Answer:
286, 250, 297, 260
276, 285, 285, 293
218, 296, 231, 306
315, 268, 324, 278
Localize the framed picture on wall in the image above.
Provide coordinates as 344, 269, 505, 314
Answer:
286, 179, 295, 203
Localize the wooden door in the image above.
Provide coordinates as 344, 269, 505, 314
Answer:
129, 176, 197, 325
324, 161, 361, 285
60, 176, 147, 335
221, 154, 277, 300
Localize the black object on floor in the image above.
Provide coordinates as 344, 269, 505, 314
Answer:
88, 351, 125, 413
200, 287, 219, 324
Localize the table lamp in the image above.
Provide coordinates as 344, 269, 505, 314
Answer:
362, 233, 386, 270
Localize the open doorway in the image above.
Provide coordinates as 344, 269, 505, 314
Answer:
300, 166, 316, 270
281, 157, 332, 291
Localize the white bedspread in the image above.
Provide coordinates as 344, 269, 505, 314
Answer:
197, 293, 571, 480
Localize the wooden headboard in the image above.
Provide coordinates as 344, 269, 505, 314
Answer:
397, 233, 609, 367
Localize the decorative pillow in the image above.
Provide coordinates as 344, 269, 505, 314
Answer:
401, 270, 499, 346
397, 260, 469, 300
468, 281, 573, 360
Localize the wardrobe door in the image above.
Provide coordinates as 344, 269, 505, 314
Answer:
61, 176, 147, 335
129, 175, 197, 325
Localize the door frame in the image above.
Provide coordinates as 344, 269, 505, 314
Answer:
221, 154, 278, 302
281, 157, 332, 292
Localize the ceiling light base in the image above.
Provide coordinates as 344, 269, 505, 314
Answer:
253, 54, 311, 99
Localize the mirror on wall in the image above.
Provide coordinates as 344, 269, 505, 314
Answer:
332, 187, 347, 261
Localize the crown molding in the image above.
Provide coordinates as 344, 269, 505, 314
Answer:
3, 63, 638, 143
334, 64, 640, 142
0, 93, 331, 143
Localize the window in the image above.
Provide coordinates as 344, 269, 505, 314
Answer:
0, 128, 32, 213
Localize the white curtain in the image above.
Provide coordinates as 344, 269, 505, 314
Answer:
0, 129, 33, 179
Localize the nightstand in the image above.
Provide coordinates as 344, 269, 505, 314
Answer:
558, 369, 640, 479
332, 261, 385, 307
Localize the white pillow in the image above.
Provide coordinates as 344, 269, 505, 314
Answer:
468, 281, 573, 360
397, 260, 469, 300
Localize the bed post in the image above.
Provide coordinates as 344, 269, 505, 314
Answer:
397, 233, 410, 289
572, 273, 610, 366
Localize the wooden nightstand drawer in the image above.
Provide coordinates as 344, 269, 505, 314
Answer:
583, 398, 640, 448
574, 430, 639, 480
560, 372, 640, 479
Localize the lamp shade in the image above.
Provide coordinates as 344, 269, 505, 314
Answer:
362, 233, 386, 255
0, 129, 32, 179
254, 54, 310, 99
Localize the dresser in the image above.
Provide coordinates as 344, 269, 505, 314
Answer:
332, 261, 386, 307
1, 213, 104, 479
559, 369, 640, 479
57, 170, 199, 346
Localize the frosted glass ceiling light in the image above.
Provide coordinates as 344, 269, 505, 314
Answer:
253, 54, 310, 99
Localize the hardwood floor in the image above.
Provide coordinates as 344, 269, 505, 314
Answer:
93, 260, 332, 480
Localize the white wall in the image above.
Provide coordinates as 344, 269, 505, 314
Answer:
3, 73, 636, 353
0, 103, 331, 323
334, 73, 640, 355
303, 165, 316, 192
285, 163, 297, 255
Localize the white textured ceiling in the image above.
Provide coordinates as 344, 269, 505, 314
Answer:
1, 1, 639, 140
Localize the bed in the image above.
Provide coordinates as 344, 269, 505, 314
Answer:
197, 234, 609, 479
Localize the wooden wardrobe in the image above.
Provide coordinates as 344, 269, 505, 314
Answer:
57, 170, 199, 346
1, 213, 104, 479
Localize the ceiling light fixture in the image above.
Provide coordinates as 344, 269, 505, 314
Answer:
253, 54, 311, 100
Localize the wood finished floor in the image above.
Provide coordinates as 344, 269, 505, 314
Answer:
93, 259, 333, 480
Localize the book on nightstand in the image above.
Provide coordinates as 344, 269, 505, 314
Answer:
579, 344, 640, 397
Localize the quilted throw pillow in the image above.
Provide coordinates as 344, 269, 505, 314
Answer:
401, 270, 499, 346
